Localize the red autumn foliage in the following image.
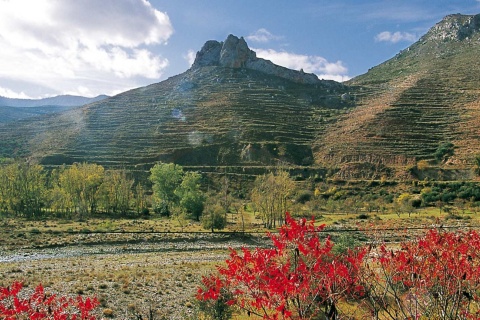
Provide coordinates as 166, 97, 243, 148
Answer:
0, 281, 99, 319
197, 213, 366, 319
372, 229, 480, 319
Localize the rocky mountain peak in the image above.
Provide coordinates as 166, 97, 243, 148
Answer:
423, 13, 480, 42
192, 34, 255, 68
192, 34, 322, 84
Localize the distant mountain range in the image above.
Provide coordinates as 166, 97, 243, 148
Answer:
0, 13, 479, 180
0, 94, 109, 108
0, 95, 108, 123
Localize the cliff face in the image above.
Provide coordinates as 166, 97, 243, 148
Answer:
192, 34, 321, 84
422, 13, 480, 42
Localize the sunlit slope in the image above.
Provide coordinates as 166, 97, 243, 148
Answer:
0, 66, 349, 168
314, 13, 480, 170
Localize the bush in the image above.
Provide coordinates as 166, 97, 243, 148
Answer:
198, 215, 480, 319
197, 213, 366, 319
295, 190, 313, 204
0, 281, 99, 319
196, 288, 233, 320
154, 201, 170, 217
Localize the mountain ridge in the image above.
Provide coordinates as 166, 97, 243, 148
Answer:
0, 94, 110, 124
0, 94, 109, 108
0, 13, 480, 180
314, 13, 480, 178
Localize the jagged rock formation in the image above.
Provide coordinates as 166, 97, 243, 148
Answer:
424, 13, 480, 42
193, 34, 321, 84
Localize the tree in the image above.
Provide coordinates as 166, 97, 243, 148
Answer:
251, 171, 294, 229
417, 159, 430, 171
57, 163, 104, 219
99, 169, 134, 215
0, 161, 46, 218
475, 154, 480, 176
201, 204, 227, 232
133, 183, 148, 215
434, 142, 454, 163
149, 162, 184, 215
197, 213, 366, 319
175, 171, 205, 221
396, 193, 415, 217
220, 171, 233, 215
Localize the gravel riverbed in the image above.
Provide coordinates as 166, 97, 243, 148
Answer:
0, 232, 271, 319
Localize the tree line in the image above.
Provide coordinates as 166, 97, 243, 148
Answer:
0, 160, 147, 219
0, 160, 293, 232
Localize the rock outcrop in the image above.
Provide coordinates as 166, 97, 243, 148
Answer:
422, 13, 480, 42
192, 34, 321, 84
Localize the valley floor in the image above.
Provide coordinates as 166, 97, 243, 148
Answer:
0, 210, 478, 319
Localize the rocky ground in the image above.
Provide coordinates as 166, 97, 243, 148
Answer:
0, 232, 270, 319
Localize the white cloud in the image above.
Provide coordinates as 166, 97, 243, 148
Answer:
246, 28, 282, 43
183, 49, 197, 66
253, 48, 350, 82
0, 0, 173, 97
0, 87, 32, 99
375, 31, 417, 43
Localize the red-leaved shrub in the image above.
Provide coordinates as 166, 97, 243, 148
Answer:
0, 281, 98, 319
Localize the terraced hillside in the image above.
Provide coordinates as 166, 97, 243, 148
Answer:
314, 13, 480, 176
0, 36, 350, 169
2, 14, 480, 179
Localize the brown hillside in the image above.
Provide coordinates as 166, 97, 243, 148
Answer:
314, 13, 480, 178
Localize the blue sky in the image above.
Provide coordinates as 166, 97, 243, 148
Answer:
0, 0, 479, 99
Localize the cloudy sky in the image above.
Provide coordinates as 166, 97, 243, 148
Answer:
0, 0, 479, 99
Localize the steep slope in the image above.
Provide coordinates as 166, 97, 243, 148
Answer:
0, 35, 350, 168
314, 13, 480, 175
0, 105, 80, 124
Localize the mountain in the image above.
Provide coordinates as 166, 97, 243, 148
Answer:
313, 13, 480, 178
0, 95, 109, 123
0, 35, 350, 168
0, 95, 109, 108
1, 13, 479, 180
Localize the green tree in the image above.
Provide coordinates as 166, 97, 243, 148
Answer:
175, 171, 205, 221
202, 204, 227, 232
434, 142, 454, 162
475, 154, 480, 175
149, 162, 184, 215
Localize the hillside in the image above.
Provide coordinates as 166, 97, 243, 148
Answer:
1, 14, 480, 180
314, 13, 480, 178
0, 35, 350, 168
